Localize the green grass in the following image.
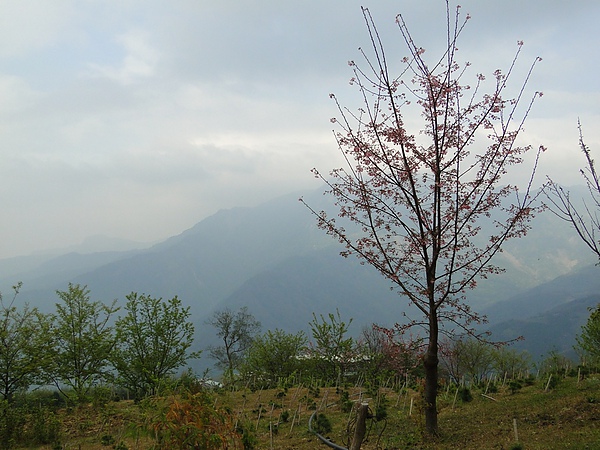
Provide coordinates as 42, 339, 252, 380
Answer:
18, 373, 600, 449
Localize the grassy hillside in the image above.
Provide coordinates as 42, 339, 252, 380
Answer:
15, 371, 600, 449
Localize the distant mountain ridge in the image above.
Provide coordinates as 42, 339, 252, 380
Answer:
1, 186, 599, 364
486, 294, 600, 361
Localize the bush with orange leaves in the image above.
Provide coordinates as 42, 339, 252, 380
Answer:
150, 390, 243, 449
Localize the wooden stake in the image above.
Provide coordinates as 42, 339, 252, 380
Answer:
513, 418, 519, 443
269, 404, 275, 450
291, 383, 303, 402
349, 403, 369, 450
452, 387, 459, 411
545, 374, 553, 392
288, 404, 299, 435
256, 406, 263, 430
481, 393, 497, 401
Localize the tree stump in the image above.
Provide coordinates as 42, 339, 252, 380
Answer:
350, 403, 369, 450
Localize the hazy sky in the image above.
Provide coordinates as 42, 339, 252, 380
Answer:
1, 0, 599, 259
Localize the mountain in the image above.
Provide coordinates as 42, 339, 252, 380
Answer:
200, 247, 412, 334
486, 294, 600, 361
482, 264, 600, 325
198, 238, 600, 366
5, 190, 336, 313
2, 186, 599, 365
0, 235, 151, 291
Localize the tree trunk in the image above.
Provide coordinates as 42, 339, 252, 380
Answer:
423, 311, 439, 435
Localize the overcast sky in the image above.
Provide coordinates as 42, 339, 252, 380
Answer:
1, 0, 599, 259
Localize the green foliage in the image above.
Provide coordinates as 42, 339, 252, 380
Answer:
0, 375, 599, 448
0, 283, 53, 402
374, 393, 389, 421
308, 385, 321, 398
207, 307, 261, 384
101, 434, 115, 445
241, 328, 306, 387
308, 309, 354, 382
576, 303, 600, 363
28, 405, 62, 446
537, 349, 572, 377
458, 387, 473, 403
508, 380, 523, 394
237, 421, 258, 450
312, 412, 332, 435
0, 399, 62, 449
442, 338, 494, 384
543, 373, 560, 390
50, 283, 118, 403
339, 389, 353, 413
0, 400, 26, 449
492, 346, 532, 379
112, 292, 200, 399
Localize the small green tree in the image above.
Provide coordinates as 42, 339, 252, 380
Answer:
576, 304, 600, 365
112, 293, 200, 399
0, 283, 53, 402
536, 349, 572, 383
492, 346, 531, 379
441, 338, 494, 384
206, 307, 261, 384
50, 283, 118, 403
308, 309, 354, 383
242, 328, 307, 386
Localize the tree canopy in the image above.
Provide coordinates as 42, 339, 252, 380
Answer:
50, 283, 118, 403
112, 292, 200, 399
302, 4, 543, 434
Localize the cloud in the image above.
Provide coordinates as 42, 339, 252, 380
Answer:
0, 0, 76, 57
1, 0, 599, 258
0, 74, 41, 114
87, 29, 160, 85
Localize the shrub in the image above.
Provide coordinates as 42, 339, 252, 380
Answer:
375, 393, 388, 421
27, 406, 61, 446
486, 382, 498, 394
0, 401, 26, 450
339, 390, 353, 413
459, 387, 473, 402
312, 413, 332, 435
508, 380, 523, 394
151, 390, 242, 449
101, 434, 116, 446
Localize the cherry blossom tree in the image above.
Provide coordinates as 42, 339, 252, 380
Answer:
545, 121, 600, 260
301, 4, 543, 434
